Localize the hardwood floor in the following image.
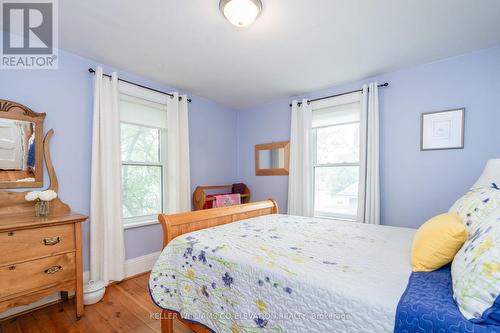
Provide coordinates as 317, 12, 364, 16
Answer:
0, 273, 193, 333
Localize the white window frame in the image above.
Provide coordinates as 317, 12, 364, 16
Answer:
119, 82, 170, 229
311, 92, 367, 222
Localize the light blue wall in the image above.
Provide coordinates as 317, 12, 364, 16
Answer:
237, 46, 500, 228
0, 50, 239, 269
2, 45, 499, 269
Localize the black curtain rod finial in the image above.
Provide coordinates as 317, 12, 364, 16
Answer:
88, 67, 192, 103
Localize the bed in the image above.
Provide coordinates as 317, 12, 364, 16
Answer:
149, 200, 419, 333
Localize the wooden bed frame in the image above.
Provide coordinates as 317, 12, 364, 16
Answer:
156, 199, 279, 333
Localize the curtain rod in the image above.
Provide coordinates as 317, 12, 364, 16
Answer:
88, 68, 192, 103
289, 82, 389, 107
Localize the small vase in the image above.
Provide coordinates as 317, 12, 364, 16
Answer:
36, 201, 50, 217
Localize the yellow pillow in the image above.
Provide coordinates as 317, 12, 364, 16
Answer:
411, 213, 468, 272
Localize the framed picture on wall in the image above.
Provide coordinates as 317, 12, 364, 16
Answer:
421, 108, 465, 151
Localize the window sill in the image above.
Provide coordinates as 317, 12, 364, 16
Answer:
123, 218, 159, 230
314, 214, 357, 223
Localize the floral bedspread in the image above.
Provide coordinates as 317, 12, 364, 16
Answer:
149, 214, 416, 333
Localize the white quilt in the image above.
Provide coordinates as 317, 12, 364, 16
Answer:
149, 214, 416, 333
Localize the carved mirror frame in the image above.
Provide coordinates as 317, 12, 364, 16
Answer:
0, 129, 70, 216
0, 99, 46, 188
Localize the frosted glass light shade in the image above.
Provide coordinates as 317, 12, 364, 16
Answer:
220, 0, 262, 27
472, 159, 500, 189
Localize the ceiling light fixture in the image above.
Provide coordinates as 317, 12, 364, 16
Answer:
219, 0, 262, 28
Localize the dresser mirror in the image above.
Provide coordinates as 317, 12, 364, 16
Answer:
0, 99, 45, 188
255, 141, 290, 176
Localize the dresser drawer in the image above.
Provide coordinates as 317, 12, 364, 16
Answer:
0, 252, 75, 299
0, 225, 75, 266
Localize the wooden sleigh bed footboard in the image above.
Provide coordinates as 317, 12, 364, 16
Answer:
156, 199, 279, 333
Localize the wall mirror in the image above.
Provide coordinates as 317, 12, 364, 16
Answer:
0, 100, 45, 188
255, 141, 290, 176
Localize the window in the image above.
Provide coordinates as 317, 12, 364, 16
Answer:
312, 93, 365, 221
119, 92, 168, 227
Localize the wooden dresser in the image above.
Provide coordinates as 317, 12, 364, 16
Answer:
0, 100, 87, 319
0, 212, 87, 318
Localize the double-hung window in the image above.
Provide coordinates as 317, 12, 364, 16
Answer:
119, 86, 168, 228
312, 92, 366, 221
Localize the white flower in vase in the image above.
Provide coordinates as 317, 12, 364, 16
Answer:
25, 190, 58, 202
25, 191, 41, 202
25, 190, 58, 217
39, 190, 58, 202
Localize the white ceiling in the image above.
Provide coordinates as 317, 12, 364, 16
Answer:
60, 0, 500, 109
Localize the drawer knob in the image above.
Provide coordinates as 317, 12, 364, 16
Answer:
43, 236, 61, 246
8, 265, 15, 271
7, 232, 14, 236
44, 265, 62, 274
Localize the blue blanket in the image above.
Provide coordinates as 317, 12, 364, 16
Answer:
394, 265, 499, 333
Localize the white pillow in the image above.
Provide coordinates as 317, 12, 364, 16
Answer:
452, 206, 500, 324
449, 184, 500, 234
472, 159, 500, 190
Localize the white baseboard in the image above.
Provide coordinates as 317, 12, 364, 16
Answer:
124, 251, 161, 278
0, 252, 160, 319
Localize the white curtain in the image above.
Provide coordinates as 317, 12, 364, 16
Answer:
166, 92, 191, 213
361, 82, 380, 224
90, 66, 125, 285
287, 99, 313, 216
